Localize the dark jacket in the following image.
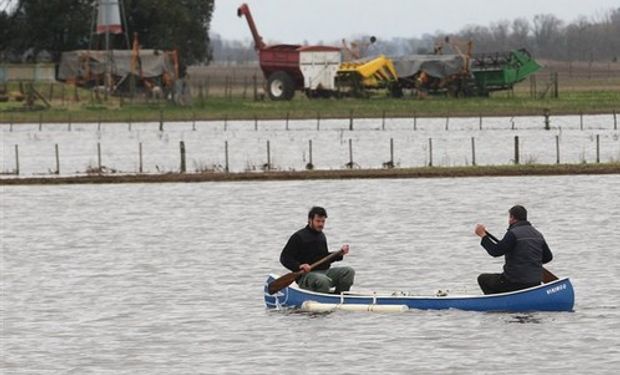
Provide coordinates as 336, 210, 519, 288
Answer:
280, 225, 343, 272
481, 221, 553, 284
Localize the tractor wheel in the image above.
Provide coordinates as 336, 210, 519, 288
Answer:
267, 71, 295, 101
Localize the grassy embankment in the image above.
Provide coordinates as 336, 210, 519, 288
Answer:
0, 81, 619, 124
2, 163, 619, 186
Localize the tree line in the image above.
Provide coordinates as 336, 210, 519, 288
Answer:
0, 0, 215, 65
212, 7, 620, 64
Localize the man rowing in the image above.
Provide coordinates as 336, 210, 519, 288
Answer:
279, 206, 355, 294
474, 205, 553, 295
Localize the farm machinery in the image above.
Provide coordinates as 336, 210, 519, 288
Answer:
237, 3, 540, 100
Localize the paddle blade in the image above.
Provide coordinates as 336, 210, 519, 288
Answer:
267, 272, 300, 295
542, 267, 559, 283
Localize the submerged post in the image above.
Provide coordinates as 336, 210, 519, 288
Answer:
479, 114, 483, 130
38, 113, 42, 131
97, 142, 102, 171
514, 136, 520, 165
382, 110, 386, 131
389, 138, 394, 167
580, 111, 584, 130
556, 135, 560, 164
471, 137, 476, 166
180, 141, 186, 173
614, 110, 618, 130
307, 139, 314, 170
413, 112, 417, 131
159, 109, 164, 132
316, 112, 320, 131
225, 140, 229, 173
139, 142, 143, 173
55, 144, 60, 174
596, 134, 600, 163
285, 111, 289, 131
428, 138, 433, 167
254, 115, 258, 131
348, 139, 354, 168
349, 110, 354, 131
266, 140, 271, 170
14, 144, 19, 175
544, 108, 550, 130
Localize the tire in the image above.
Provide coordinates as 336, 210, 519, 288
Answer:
267, 71, 295, 101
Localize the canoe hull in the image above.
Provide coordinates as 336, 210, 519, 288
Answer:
263, 274, 574, 312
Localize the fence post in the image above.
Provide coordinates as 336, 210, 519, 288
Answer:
544, 108, 550, 130
382, 110, 386, 131
97, 142, 102, 171
14, 144, 19, 175
252, 74, 258, 101
159, 109, 164, 132
471, 137, 476, 166
266, 140, 271, 170
180, 141, 186, 173
225, 141, 229, 172
139, 142, 143, 173
556, 135, 560, 164
349, 110, 354, 131
596, 134, 600, 163
428, 138, 433, 167
389, 138, 394, 168
553, 72, 559, 99
55, 144, 60, 175
306, 139, 314, 170
514, 136, 520, 165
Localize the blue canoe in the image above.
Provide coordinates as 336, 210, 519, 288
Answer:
263, 274, 574, 312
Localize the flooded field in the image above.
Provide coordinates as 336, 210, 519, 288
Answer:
2, 175, 619, 374
1, 114, 619, 176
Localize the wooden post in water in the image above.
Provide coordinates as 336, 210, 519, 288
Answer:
254, 115, 258, 131
307, 140, 314, 169
556, 135, 560, 164
97, 113, 102, 131
38, 113, 42, 131
389, 138, 394, 167
428, 138, 433, 167
544, 108, 550, 130
349, 110, 354, 131
382, 110, 386, 130
14, 144, 19, 175
471, 137, 476, 166
159, 109, 164, 132
266, 140, 271, 170
316, 112, 320, 131
68, 114, 72, 131
192, 112, 196, 131
347, 139, 354, 168
55, 144, 60, 175
479, 114, 483, 130
97, 143, 102, 171
596, 134, 600, 163
139, 142, 143, 173
285, 112, 289, 131
224, 141, 229, 172
445, 116, 449, 131
180, 141, 186, 173
580, 111, 584, 130
514, 136, 520, 164
614, 110, 618, 130
413, 112, 417, 131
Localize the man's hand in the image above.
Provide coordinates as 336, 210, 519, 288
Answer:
474, 224, 487, 238
341, 244, 350, 255
299, 264, 311, 273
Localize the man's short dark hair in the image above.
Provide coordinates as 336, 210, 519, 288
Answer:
308, 206, 328, 219
509, 205, 527, 221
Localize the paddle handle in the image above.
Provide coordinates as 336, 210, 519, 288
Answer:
484, 230, 558, 283
308, 249, 345, 271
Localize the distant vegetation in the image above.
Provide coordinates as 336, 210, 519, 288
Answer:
211, 7, 620, 64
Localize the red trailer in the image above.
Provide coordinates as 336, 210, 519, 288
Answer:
237, 3, 341, 100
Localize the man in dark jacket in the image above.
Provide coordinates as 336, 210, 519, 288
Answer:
474, 205, 553, 294
280, 206, 355, 294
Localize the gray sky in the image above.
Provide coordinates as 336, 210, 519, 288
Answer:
212, 0, 619, 43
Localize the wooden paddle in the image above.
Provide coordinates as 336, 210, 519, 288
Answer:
267, 250, 345, 295
484, 230, 559, 283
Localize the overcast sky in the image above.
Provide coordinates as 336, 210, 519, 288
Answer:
212, 0, 619, 43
